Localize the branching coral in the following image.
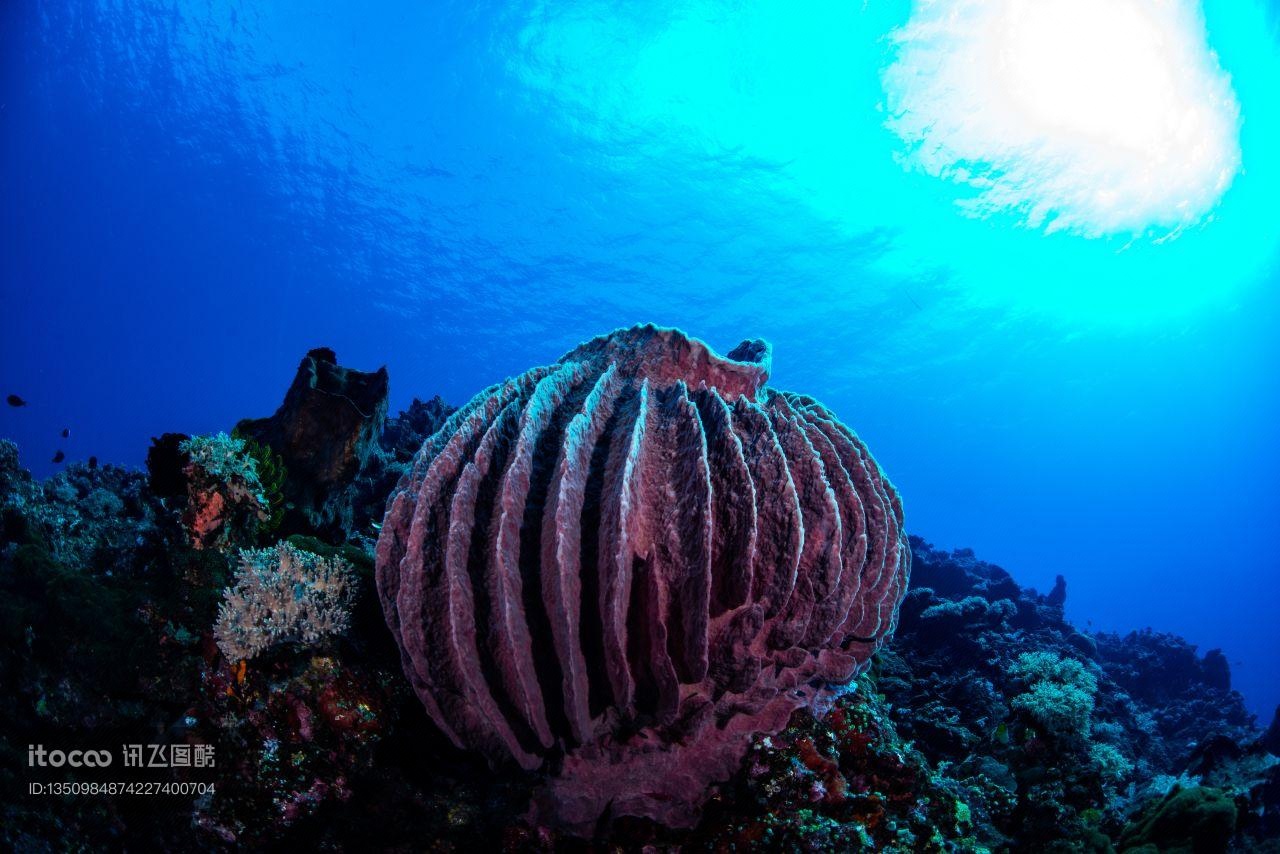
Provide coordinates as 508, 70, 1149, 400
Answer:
214, 541, 356, 661
1089, 742, 1135, 782
1009, 651, 1098, 740
181, 432, 266, 485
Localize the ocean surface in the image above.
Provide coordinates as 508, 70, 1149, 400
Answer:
2, 0, 1278, 718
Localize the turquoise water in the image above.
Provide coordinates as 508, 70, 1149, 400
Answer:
2, 0, 1278, 715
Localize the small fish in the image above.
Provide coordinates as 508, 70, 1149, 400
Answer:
61, 427, 70, 439
6, 394, 25, 407
51, 450, 65, 464
993, 722, 1009, 745
370, 521, 382, 532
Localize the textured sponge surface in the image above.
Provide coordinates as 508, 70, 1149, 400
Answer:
375, 324, 910, 830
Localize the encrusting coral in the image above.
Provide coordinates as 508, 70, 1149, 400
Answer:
376, 324, 911, 831
214, 541, 356, 661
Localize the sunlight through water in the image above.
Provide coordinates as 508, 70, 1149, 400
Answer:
883, 0, 1242, 238
507, 0, 1280, 321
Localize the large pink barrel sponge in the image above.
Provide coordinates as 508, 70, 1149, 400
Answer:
375, 324, 910, 831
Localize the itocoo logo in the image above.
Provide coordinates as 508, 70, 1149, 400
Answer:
28, 745, 113, 767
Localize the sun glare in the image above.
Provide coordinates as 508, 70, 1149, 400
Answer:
883, 0, 1242, 238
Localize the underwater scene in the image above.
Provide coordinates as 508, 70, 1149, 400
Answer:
2, 0, 1279, 850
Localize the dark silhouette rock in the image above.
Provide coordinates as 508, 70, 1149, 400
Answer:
376, 324, 911, 832
1203, 648, 1232, 693
1046, 573, 1066, 607
238, 348, 389, 489
237, 348, 389, 536
146, 432, 191, 498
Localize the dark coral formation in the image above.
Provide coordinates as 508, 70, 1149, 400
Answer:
2, 347, 1278, 851
236, 348, 390, 537
230, 348, 454, 544
1093, 628, 1254, 766
377, 324, 911, 829
876, 538, 1276, 850
145, 350, 456, 546
238, 347, 390, 493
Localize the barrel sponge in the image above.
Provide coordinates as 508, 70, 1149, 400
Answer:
375, 324, 910, 832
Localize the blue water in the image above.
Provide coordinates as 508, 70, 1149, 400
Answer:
2, 0, 1278, 718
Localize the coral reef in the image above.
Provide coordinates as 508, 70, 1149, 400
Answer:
1118, 785, 1238, 852
1094, 628, 1256, 767
876, 537, 1277, 850
377, 324, 910, 830
1, 347, 1277, 851
178, 432, 271, 550
687, 677, 985, 851
1, 439, 156, 574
